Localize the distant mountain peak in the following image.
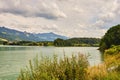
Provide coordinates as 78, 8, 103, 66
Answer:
49, 32, 54, 34
0, 26, 68, 41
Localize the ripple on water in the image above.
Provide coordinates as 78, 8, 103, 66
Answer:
0, 73, 19, 80
0, 64, 19, 80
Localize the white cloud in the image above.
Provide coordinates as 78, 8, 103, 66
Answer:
73, 6, 84, 13
0, 0, 67, 19
90, 0, 120, 30
0, 0, 120, 38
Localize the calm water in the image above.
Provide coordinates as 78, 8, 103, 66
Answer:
0, 45, 102, 80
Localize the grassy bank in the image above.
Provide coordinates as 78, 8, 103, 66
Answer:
18, 46, 120, 80
86, 46, 120, 80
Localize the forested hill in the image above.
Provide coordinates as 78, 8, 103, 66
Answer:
54, 38, 100, 47
99, 24, 120, 51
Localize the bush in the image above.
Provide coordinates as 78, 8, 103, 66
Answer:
104, 45, 120, 55
99, 24, 120, 51
18, 54, 89, 80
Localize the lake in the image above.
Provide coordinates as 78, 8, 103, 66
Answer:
0, 45, 102, 80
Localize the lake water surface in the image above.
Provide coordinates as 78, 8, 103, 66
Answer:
0, 45, 102, 80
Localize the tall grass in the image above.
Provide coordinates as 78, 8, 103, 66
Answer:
18, 54, 89, 80
86, 45, 120, 80
86, 63, 107, 80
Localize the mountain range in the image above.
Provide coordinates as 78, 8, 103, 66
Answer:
0, 26, 68, 41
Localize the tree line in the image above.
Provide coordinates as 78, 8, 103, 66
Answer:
2, 41, 53, 46
54, 38, 100, 47
1, 38, 101, 47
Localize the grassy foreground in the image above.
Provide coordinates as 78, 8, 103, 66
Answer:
18, 54, 89, 80
18, 46, 120, 80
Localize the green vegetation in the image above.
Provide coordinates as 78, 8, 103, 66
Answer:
3, 41, 54, 46
1, 38, 100, 47
54, 38, 100, 47
103, 46, 120, 80
0, 38, 8, 45
99, 24, 120, 51
18, 54, 89, 80
18, 46, 120, 80
96, 24, 120, 79
104, 46, 120, 70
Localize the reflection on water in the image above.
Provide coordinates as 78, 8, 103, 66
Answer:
0, 46, 32, 51
0, 46, 102, 80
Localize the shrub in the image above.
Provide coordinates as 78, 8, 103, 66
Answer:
104, 46, 120, 68
104, 45, 120, 55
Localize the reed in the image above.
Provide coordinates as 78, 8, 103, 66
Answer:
18, 54, 89, 80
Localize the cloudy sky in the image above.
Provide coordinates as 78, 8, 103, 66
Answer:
0, 0, 120, 38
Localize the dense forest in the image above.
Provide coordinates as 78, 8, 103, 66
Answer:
0, 38, 100, 47
99, 24, 120, 51
2, 41, 53, 46
54, 38, 100, 47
